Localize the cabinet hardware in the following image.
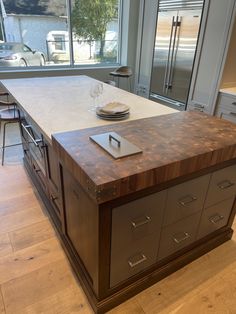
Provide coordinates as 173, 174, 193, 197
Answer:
173, 232, 190, 244
131, 216, 151, 228
217, 180, 235, 190
194, 104, 204, 109
21, 123, 42, 147
50, 194, 58, 202
194, 108, 203, 112
178, 195, 197, 206
128, 254, 147, 268
209, 214, 224, 224
109, 134, 121, 147
230, 112, 236, 116
232, 102, 236, 106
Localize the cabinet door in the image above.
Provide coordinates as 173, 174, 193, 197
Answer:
63, 168, 98, 285
46, 143, 62, 219
187, 0, 235, 114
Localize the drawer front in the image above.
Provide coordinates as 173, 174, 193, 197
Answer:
197, 197, 235, 239
218, 94, 236, 110
110, 233, 158, 287
112, 190, 167, 245
205, 164, 236, 208
197, 197, 234, 239
158, 212, 201, 261
163, 174, 210, 226
215, 108, 236, 124
110, 190, 167, 287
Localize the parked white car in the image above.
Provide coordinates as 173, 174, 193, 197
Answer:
0, 42, 45, 67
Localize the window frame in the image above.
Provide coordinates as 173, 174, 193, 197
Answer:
0, 0, 123, 72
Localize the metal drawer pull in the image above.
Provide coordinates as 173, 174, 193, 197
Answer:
217, 180, 235, 190
21, 123, 42, 147
194, 104, 204, 109
178, 195, 197, 206
131, 216, 151, 228
209, 214, 224, 224
109, 134, 121, 147
173, 232, 190, 244
194, 108, 203, 112
232, 102, 236, 106
230, 112, 236, 116
128, 254, 147, 268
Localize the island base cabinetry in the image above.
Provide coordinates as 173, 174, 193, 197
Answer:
56, 162, 236, 313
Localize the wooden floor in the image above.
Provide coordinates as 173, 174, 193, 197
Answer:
0, 125, 236, 314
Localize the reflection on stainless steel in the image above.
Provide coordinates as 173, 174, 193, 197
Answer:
150, 0, 204, 109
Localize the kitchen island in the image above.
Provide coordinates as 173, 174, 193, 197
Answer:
1, 76, 236, 313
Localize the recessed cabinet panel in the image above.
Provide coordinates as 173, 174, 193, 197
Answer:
63, 168, 98, 283
205, 164, 236, 208
163, 174, 210, 226
158, 212, 201, 261
197, 197, 235, 239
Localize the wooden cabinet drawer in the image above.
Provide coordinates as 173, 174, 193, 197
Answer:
163, 174, 210, 226
205, 164, 236, 208
158, 212, 201, 261
110, 233, 159, 287
110, 190, 167, 287
197, 197, 235, 239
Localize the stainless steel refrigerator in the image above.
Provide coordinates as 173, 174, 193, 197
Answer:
150, 0, 204, 110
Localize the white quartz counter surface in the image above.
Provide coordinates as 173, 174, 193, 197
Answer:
219, 87, 236, 97
1, 76, 177, 142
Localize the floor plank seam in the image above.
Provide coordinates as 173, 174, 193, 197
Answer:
0, 286, 6, 314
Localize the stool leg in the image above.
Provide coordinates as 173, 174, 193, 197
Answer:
2, 121, 7, 165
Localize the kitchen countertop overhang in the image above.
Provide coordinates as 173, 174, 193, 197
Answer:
52, 111, 236, 204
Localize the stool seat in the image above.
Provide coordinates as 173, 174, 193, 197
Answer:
0, 108, 19, 121
109, 66, 132, 91
109, 66, 132, 78
0, 97, 21, 165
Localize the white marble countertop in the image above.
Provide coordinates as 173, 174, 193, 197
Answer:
1, 75, 177, 142
219, 86, 236, 97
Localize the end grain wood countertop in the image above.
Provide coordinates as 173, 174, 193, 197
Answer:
52, 111, 236, 204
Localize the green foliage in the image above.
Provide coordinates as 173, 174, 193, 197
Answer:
71, 0, 118, 43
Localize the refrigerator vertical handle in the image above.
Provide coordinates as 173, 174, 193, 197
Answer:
168, 16, 182, 89
163, 16, 175, 94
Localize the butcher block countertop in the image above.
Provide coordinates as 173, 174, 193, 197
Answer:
1, 75, 176, 143
52, 111, 236, 204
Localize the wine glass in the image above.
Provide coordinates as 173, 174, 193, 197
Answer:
89, 83, 103, 111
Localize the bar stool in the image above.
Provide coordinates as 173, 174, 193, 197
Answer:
109, 66, 132, 91
0, 98, 21, 165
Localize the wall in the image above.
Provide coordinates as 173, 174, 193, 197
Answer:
220, 17, 236, 88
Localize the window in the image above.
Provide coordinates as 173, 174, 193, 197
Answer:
0, 0, 121, 69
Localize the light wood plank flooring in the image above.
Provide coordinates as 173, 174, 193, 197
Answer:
0, 125, 236, 313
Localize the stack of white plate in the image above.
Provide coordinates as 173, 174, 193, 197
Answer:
96, 102, 130, 120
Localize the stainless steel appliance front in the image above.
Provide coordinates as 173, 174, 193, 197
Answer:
150, 0, 204, 110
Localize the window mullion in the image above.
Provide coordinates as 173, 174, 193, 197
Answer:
67, 0, 74, 67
